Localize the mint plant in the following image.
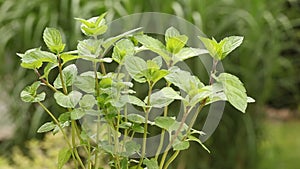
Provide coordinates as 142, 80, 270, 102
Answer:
18, 13, 254, 169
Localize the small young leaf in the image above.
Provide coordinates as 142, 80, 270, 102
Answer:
43, 27, 65, 53
40, 63, 58, 80
53, 64, 78, 89
143, 158, 159, 169
60, 54, 80, 64
149, 87, 182, 108
165, 27, 188, 54
54, 91, 82, 108
70, 109, 85, 120
221, 36, 243, 58
37, 122, 55, 133
76, 14, 108, 36
20, 81, 46, 103
58, 147, 71, 169
215, 73, 247, 113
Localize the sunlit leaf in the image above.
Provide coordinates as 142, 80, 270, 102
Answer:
43, 27, 65, 53
54, 91, 82, 108
53, 64, 78, 89
37, 122, 55, 133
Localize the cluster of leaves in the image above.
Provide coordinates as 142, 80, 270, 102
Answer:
18, 13, 254, 169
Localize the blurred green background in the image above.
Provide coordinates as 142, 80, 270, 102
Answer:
0, 0, 299, 168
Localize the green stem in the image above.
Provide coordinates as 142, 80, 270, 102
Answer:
34, 69, 58, 92
72, 121, 86, 169
57, 54, 68, 94
163, 150, 180, 169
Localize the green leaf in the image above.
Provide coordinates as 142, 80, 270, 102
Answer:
40, 63, 58, 80
76, 13, 108, 36
173, 141, 190, 151
154, 116, 176, 131
37, 122, 55, 133
199, 36, 243, 60
165, 66, 204, 94
134, 34, 171, 63
187, 135, 210, 153
18, 48, 57, 69
131, 124, 144, 133
77, 39, 102, 58
74, 75, 95, 93
79, 94, 97, 109
215, 73, 248, 113
127, 114, 145, 124
143, 158, 159, 169
20, 81, 46, 102
112, 39, 135, 64
58, 147, 71, 169
119, 95, 146, 107
43, 27, 65, 53
54, 91, 82, 108
102, 27, 142, 50
70, 109, 85, 120
53, 64, 78, 89
123, 141, 141, 156
165, 27, 188, 54
173, 47, 208, 64
60, 54, 80, 64
124, 56, 147, 83
149, 87, 182, 108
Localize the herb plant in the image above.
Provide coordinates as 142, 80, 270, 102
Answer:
18, 13, 254, 169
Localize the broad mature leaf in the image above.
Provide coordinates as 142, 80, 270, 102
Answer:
143, 158, 159, 169
70, 109, 85, 120
199, 36, 243, 60
77, 39, 102, 58
20, 81, 46, 103
43, 27, 65, 53
123, 141, 141, 156
37, 122, 55, 133
102, 27, 142, 50
17, 48, 57, 69
127, 114, 145, 124
134, 34, 171, 63
54, 91, 82, 108
124, 56, 147, 83
119, 95, 146, 108
165, 66, 204, 94
149, 87, 183, 108
173, 47, 208, 64
76, 13, 108, 36
54, 64, 78, 89
58, 147, 71, 169
154, 116, 176, 131
112, 39, 135, 64
79, 94, 97, 109
173, 140, 190, 151
74, 75, 95, 93
216, 73, 248, 113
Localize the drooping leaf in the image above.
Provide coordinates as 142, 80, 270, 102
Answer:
37, 122, 55, 133
215, 73, 248, 113
135, 34, 171, 63
43, 27, 65, 53
112, 39, 135, 64
187, 135, 210, 153
58, 147, 71, 169
148, 87, 182, 108
54, 91, 82, 108
53, 64, 78, 89
143, 158, 159, 169
20, 81, 46, 102
124, 56, 147, 83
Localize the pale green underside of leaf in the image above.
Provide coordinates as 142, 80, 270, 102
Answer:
54, 91, 82, 108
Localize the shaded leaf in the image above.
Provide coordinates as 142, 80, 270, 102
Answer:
173, 140, 190, 151
70, 109, 85, 120
149, 87, 182, 108
112, 39, 135, 64
143, 158, 159, 169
